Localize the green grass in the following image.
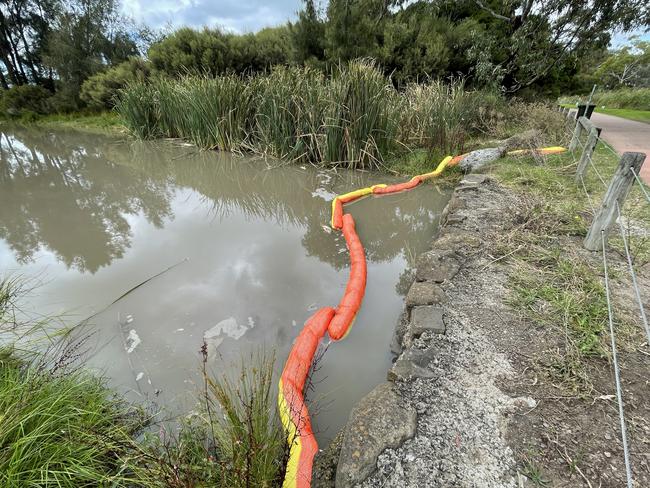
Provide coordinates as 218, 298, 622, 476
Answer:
594, 107, 650, 124
0, 111, 125, 134
0, 348, 147, 487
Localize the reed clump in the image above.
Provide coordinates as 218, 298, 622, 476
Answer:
117, 60, 503, 169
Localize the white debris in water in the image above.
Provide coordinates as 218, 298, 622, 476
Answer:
125, 314, 134, 324
175, 328, 184, 332
125, 329, 141, 353
247, 316, 256, 328
322, 225, 332, 234
307, 303, 318, 311
292, 320, 297, 327
203, 317, 249, 357
135, 372, 144, 381
311, 188, 337, 200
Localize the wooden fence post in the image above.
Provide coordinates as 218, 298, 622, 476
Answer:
569, 117, 583, 151
584, 152, 647, 251
575, 127, 600, 183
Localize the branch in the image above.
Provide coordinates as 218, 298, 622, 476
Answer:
473, 0, 511, 22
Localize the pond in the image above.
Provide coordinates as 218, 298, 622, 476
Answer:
0, 125, 451, 445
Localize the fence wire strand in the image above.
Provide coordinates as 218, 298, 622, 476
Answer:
586, 152, 608, 190
630, 166, 650, 204
601, 230, 635, 488
614, 202, 650, 346
572, 120, 645, 487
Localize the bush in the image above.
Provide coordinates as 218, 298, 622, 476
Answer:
0, 85, 52, 116
80, 58, 152, 110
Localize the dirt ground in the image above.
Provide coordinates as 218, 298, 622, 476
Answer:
448, 177, 650, 487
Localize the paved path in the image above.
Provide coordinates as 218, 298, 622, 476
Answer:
589, 112, 650, 183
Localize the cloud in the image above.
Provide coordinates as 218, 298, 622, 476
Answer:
121, 0, 303, 33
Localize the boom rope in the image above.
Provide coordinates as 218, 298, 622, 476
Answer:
278, 146, 566, 488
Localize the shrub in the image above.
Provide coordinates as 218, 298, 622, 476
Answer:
80, 58, 152, 110
0, 85, 52, 116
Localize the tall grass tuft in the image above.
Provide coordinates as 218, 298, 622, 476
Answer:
114, 81, 159, 139
252, 66, 328, 163
127, 350, 287, 488
324, 60, 399, 169
401, 79, 473, 154
0, 348, 147, 487
1, 278, 287, 487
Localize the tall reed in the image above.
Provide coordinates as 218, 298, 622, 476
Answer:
116, 60, 503, 169
114, 82, 159, 139
324, 60, 399, 168
251, 66, 328, 163
400, 79, 473, 154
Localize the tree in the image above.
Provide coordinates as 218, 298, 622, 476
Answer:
325, 0, 389, 62
464, 0, 650, 91
43, 0, 137, 108
595, 40, 650, 88
0, 0, 60, 88
290, 0, 326, 66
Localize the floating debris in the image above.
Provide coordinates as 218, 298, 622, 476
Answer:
125, 329, 141, 353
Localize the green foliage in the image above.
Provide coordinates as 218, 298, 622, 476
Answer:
399, 80, 501, 154
0, 349, 147, 487
114, 82, 159, 139
290, 0, 326, 66
80, 58, 152, 110
0, 278, 286, 488
147, 26, 292, 78
43, 0, 139, 110
252, 65, 328, 162
594, 40, 650, 89
0, 84, 53, 116
560, 87, 650, 111
324, 59, 399, 167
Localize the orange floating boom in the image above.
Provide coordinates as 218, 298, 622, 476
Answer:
279, 306, 336, 488
328, 214, 367, 341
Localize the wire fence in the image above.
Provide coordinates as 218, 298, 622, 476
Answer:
563, 109, 649, 488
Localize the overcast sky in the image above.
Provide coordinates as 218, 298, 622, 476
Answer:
121, 0, 303, 34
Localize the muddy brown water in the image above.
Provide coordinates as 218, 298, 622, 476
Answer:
0, 125, 451, 444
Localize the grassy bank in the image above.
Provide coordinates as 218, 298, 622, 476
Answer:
0, 111, 124, 134
115, 61, 526, 170
487, 138, 649, 391
0, 278, 287, 487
